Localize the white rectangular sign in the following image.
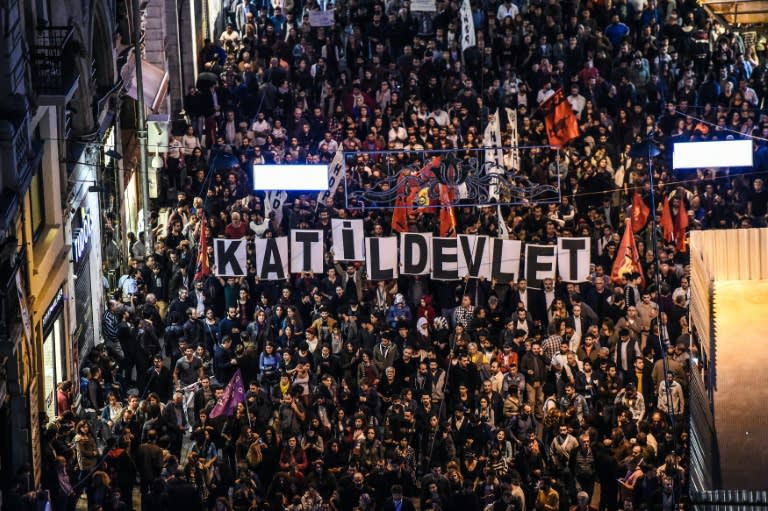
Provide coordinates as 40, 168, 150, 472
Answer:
214, 238, 248, 277
557, 237, 591, 282
291, 230, 324, 274
672, 140, 753, 169
253, 164, 329, 191
308, 10, 335, 27
331, 218, 365, 261
410, 0, 437, 11
366, 237, 399, 281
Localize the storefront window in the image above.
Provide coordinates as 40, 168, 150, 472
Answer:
42, 288, 66, 420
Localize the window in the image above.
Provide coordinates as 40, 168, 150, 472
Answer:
29, 126, 45, 240
29, 171, 45, 239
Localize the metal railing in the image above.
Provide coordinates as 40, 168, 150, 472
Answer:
29, 26, 80, 96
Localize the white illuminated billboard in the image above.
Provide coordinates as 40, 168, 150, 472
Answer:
673, 140, 753, 169
253, 164, 329, 191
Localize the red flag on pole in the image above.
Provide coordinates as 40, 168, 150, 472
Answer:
660, 196, 674, 243
542, 89, 580, 147
611, 218, 645, 287
438, 184, 457, 237
194, 214, 209, 281
675, 198, 689, 253
392, 157, 442, 233
631, 192, 650, 233
391, 173, 410, 234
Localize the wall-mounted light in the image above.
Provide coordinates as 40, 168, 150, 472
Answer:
151, 152, 163, 169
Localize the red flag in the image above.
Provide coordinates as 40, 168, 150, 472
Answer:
611, 218, 645, 287
631, 193, 650, 233
542, 89, 580, 147
391, 173, 410, 234
194, 214, 209, 281
660, 196, 674, 243
675, 197, 689, 253
438, 184, 457, 237
392, 158, 442, 233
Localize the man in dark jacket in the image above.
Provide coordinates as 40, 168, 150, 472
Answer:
141, 355, 174, 403
213, 335, 238, 385
136, 428, 164, 510
162, 471, 204, 511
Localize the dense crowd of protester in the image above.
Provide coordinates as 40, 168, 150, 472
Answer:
24, 0, 768, 510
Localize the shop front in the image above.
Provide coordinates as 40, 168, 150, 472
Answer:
71, 206, 96, 369
41, 286, 66, 420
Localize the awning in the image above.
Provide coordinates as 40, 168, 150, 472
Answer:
121, 51, 169, 113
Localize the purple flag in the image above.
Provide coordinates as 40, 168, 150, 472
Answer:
209, 369, 245, 418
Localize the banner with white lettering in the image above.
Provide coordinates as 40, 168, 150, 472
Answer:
400, 233, 432, 276
557, 237, 591, 282
214, 239, 247, 277
460, 0, 476, 51
291, 230, 324, 274
331, 218, 365, 261
484, 109, 504, 200
525, 244, 557, 289
458, 235, 492, 280
316, 150, 345, 209
255, 237, 289, 280
491, 238, 521, 282
366, 237, 399, 281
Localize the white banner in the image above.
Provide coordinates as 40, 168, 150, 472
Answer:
206, 235, 587, 282
505, 107, 521, 172
366, 236, 399, 281
484, 109, 504, 200
214, 238, 248, 277
411, 0, 437, 11
431, 237, 460, 281
497, 204, 509, 238
316, 150, 344, 209
491, 238, 522, 282
524, 244, 557, 289
265, 190, 288, 225
400, 232, 432, 276
331, 218, 365, 261
557, 237, 591, 282
460, 0, 476, 51
291, 230, 324, 274
255, 237, 289, 280
458, 235, 492, 280
308, 9, 335, 27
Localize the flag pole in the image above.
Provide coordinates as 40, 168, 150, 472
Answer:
645, 144, 677, 439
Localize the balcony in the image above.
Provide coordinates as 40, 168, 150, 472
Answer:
701, 0, 768, 25
0, 109, 30, 190
29, 26, 80, 105
0, 105, 44, 236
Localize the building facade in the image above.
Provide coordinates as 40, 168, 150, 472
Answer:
0, 0, 123, 492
